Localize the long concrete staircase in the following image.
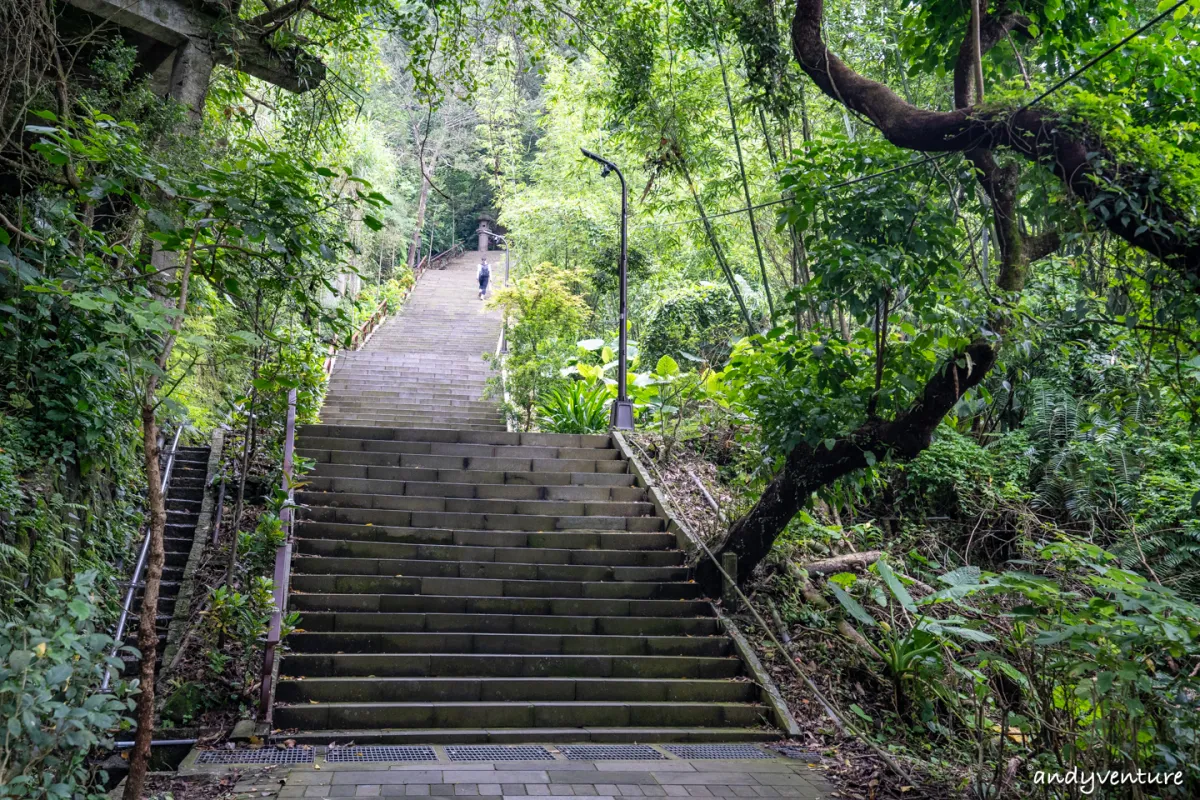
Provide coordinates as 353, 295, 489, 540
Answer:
274, 253, 778, 743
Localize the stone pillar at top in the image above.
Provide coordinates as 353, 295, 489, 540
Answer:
477, 218, 490, 253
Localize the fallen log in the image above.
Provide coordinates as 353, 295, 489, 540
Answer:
800, 551, 884, 576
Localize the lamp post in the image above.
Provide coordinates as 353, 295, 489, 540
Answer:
581, 148, 634, 430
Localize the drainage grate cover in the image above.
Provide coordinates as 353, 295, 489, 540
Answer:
446, 745, 555, 762
663, 745, 772, 760
326, 746, 437, 763
197, 748, 315, 765
559, 745, 666, 761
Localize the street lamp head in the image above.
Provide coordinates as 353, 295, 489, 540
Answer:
581, 148, 616, 179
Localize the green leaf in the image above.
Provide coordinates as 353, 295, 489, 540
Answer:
655, 355, 679, 376
363, 215, 384, 231
830, 584, 877, 627
936, 625, 996, 643
938, 566, 981, 587
876, 559, 916, 613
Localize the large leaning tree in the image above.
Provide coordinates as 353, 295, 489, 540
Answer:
704, 0, 1200, 584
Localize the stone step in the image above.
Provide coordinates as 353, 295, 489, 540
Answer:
274, 701, 768, 731
297, 437, 621, 461
298, 449, 630, 476
295, 490, 654, 519
295, 538, 683, 566
288, 574, 701, 599
288, 593, 713, 618
286, 631, 730, 657
297, 612, 718, 636
276, 676, 755, 704
293, 522, 676, 550
299, 426, 611, 449
305, 475, 645, 502
319, 415, 507, 429
309, 464, 636, 488
269, 727, 777, 745
279, 652, 742, 679
298, 506, 664, 533
291, 556, 688, 582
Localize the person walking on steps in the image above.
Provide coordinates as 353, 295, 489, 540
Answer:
477, 257, 491, 299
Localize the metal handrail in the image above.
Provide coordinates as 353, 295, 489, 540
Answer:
323, 297, 390, 376
102, 424, 185, 691
259, 387, 297, 722
415, 240, 464, 276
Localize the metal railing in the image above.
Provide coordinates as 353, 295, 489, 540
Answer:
258, 387, 297, 722
322, 297, 390, 376
102, 424, 185, 691
415, 240, 464, 277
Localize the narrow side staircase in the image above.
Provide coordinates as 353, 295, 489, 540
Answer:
272, 253, 779, 743
120, 444, 210, 675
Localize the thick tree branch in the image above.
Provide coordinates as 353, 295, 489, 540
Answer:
702, 339, 997, 586
790, 0, 1200, 279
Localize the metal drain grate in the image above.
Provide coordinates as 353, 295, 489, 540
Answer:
197, 748, 315, 765
326, 746, 437, 763
663, 745, 772, 760
559, 745, 666, 761
446, 745, 555, 762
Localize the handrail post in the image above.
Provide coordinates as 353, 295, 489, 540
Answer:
259, 387, 297, 723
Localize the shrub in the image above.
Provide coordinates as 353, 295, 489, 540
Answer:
487, 263, 591, 430
0, 571, 132, 799
537, 380, 611, 433
641, 282, 745, 369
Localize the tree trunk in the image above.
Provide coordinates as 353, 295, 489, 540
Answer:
123, 401, 165, 800
123, 229, 198, 800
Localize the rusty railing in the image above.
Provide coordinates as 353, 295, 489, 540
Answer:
258, 387, 297, 723
322, 298, 389, 376
414, 240, 464, 278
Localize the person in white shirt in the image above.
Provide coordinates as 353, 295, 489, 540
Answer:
477, 258, 491, 299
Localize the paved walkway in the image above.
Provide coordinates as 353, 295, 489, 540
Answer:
177, 745, 831, 799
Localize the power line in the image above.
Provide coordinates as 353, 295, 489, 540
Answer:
648, 152, 956, 230
1019, 0, 1191, 110
642, 0, 1191, 231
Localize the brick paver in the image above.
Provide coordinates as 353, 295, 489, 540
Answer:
172, 746, 831, 800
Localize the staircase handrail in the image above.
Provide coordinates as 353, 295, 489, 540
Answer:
415, 240, 464, 277
101, 423, 186, 691
258, 387, 297, 722
322, 297, 390, 377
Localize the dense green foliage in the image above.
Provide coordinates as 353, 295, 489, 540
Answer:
3, 0, 1200, 794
